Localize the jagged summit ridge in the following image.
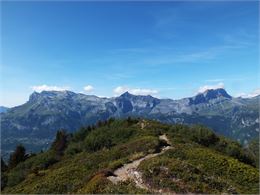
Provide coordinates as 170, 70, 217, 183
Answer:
120, 91, 132, 98
29, 88, 231, 103
1, 87, 259, 157
201, 88, 232, 99
188, 88, 232, 105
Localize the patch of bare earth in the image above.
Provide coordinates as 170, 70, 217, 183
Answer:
107, 134, 174, 193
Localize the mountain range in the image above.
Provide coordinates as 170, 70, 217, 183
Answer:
0, 106, 9, 113
1, 88, 259, 158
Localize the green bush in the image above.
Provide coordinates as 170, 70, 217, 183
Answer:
247, 138, 259, 168
65, 142, 83, 155
140, 142, 259, 194
214, 137, 255, 166
72, 126, 92, 142
190, 125, 219, 146
168, 124, 257, 167
6, 168, 26, 187
84, 132, 114, 152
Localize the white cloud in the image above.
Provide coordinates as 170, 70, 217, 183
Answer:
197, 82, 225, 93
114, 86, 127, 94
236, 88, 260, 98
83, 85, 94, 92
113, 86, 158, 96
31, 85, 70, 92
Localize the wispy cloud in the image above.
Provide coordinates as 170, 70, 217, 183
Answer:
113, 86, 158, 96
205, 79, 225, 83
31, 85, 70, 92
205, 77, 250, 83
137, 47, 225, 67
106, 41, 249, 68
236, 88, 260, 98
197, 82, 225, 94
221, 32, 255, 48
104, 73, 134, 80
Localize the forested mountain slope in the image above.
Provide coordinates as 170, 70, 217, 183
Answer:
2, 119, 259, 194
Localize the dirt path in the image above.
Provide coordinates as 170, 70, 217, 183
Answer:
107, 134, 173, 192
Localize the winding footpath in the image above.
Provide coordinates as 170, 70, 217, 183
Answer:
107, 134, 173, 192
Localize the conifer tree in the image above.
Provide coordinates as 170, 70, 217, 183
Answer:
51, 130, 68, 155
8, 144, 26, 169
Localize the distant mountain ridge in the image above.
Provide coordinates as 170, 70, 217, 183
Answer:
189, 88, 232, 105
1, 88, 259, 157
0, 106, 9, 113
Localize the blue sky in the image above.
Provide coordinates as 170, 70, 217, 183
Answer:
1, 1, 259, 107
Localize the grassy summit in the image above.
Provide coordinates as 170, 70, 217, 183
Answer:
1, 118, 259, 194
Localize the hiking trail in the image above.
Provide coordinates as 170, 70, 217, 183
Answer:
107, 134, 173, 192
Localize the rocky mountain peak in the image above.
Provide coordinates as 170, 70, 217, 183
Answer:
120, 91, 133, 98
29, 91, 41, 102
202, 88, 232, 99
29, 90, 76, 102
189, 88, 232, 105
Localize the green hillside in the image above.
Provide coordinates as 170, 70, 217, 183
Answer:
1, 118, 259, 194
